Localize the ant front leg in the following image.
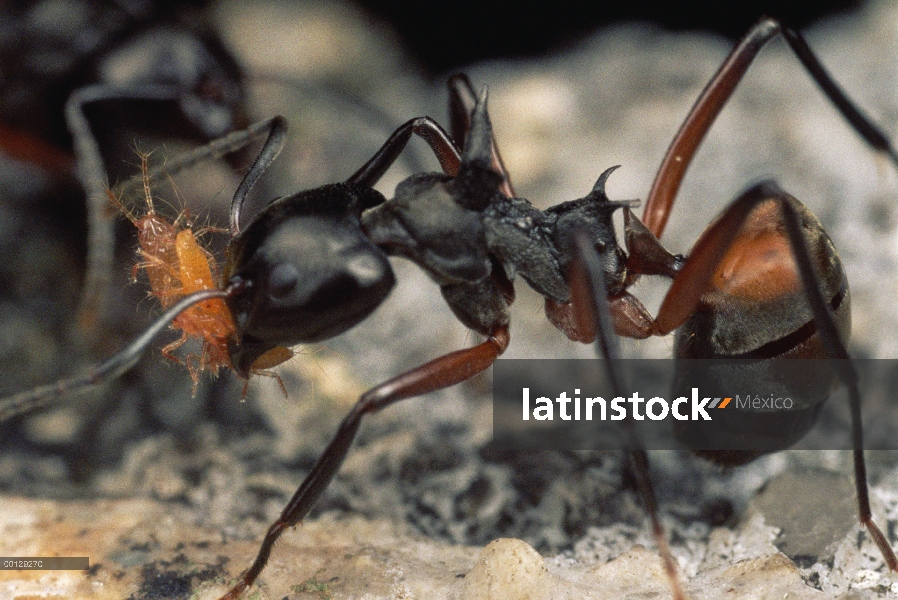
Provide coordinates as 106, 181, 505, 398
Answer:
347, 116, 462, 186
0, 289, 231, 422
217, 326, 510, 600
641, 17, 898, 240
348, 85, 512, 209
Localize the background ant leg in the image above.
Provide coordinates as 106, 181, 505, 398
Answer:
642, 17, 898, 239
0, 288, 229, 423
219, 326, 510, 600
447, 74, 515, 197
347, 116, 462, 186
66, 84, 217, 334
566, 230, 687, 600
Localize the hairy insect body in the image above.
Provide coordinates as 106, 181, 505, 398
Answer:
168, 228, 237, 382
107, 152, 297, 397
131, 207, 236, 391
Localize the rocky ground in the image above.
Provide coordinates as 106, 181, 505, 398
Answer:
2, 0, 898, 598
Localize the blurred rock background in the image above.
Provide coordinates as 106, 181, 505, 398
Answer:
1, 0, 897, 598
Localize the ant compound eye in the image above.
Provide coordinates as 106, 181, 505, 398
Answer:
267, 263, 299, 299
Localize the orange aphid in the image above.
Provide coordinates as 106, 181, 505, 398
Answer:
109, 154, 255, 394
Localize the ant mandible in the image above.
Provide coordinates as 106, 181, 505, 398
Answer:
1, 17, 897, 600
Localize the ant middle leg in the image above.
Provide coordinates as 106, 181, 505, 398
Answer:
566, 229, 687, 600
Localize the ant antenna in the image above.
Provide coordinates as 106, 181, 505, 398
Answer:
0, 288, 231, 423
230, 116, 289, 235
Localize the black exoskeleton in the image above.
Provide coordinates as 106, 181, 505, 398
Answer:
222, 92, 667, 375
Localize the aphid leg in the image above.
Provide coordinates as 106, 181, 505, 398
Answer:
217, 326, 510, 600
0, 289, 230, 423
447, 73, 515, 197
136, 252, 180, 283
244, 346, 295, 400
160, 333, 207, 396
248, 370, 289, 400
347, 116, 462, 187
642, 18, 898, 240
184, 353, 204, 397
193, 226, 231, 237
160, 335, 190, 365
567, 230, 687, 600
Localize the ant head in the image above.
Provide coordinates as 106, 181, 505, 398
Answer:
223, 183, 395, 376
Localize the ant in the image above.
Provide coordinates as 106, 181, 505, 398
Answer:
1, 15, 898, 600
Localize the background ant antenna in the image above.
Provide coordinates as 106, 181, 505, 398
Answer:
230, 116, 289, 235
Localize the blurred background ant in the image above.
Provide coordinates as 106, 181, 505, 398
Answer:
0, 0, 252, 481
1, 1, 898, 598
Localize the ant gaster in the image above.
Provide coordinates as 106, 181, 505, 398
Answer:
1, 17, 898, 600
